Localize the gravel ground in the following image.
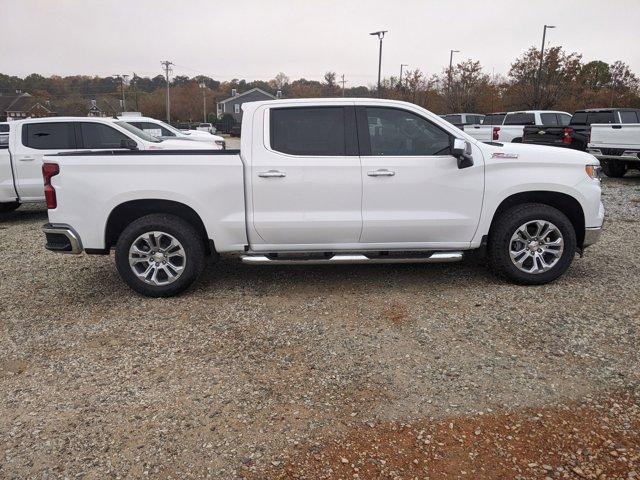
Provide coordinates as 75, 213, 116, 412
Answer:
1, 173, 639, 479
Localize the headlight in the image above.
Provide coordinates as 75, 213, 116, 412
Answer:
585, 164, 601, 181
215, 140, 226, 149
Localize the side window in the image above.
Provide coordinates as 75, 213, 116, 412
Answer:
23, 122, 75, 149
620, 111, 639, 123
443, 115, 462, 124
234, 104, 240, 114
540, 113, 559, 126
80, 123, 130, 149
140, 122, 169, 137
365, 107, 451, 156
558, 114, 572, 126
270, 107, 346, 156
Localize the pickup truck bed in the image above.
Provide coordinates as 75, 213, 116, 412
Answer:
588, 123, 640, 177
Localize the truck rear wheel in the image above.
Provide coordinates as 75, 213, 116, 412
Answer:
602, 161, 627, 178
487, 203, 576, 285
115, 214, 206, 297
0, 202, 20, 213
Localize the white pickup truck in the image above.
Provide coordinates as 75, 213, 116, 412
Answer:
0, 117, 212, 212
41, 98, 604, 297
588, 118, 640, 178
117, 115, 226, 149
465, 111, 572, 143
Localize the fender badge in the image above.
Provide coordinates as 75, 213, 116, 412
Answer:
491, 152, 519, 159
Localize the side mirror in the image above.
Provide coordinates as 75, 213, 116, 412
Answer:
120, 138, 138, 150
452, 138, 473, 169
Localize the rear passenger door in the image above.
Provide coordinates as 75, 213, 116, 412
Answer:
14, 122, 78, 200
250, 105, 363, 247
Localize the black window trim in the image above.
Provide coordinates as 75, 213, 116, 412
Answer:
356, 105, 454, 157
267, 105, 358, 157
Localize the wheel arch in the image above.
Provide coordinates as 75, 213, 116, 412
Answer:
104, 199, 213, 254
488, 191, 585, 247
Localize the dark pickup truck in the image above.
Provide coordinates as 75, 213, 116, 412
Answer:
522, 108, 640, 151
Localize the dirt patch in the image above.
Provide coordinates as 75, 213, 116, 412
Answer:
257, 391, 640, 479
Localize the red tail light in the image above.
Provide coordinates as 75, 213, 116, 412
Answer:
42, 163, 59, 209
562, 127, 573, 145
492, 126, 500, 140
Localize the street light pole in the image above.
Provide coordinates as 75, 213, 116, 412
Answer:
199, 82, 207, 123
399, 64, 408, 88
448, 50, 459, 87
536, 24, 555, 108
370, 30, 388, 98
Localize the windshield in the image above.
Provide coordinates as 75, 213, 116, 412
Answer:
155, 120, 183, 136
115, 121, 161, 142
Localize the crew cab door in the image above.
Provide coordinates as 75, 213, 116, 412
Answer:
357, 106, 484, 247
249, 105, 362, 247
13, 122, 78, 200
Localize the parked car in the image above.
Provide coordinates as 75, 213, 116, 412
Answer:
41, 98, 603, 297
230, 125, 241, 137
464, 111, 571, 143
440, 113, 485, 128
117, 116, 225, 149
588, 118, 640, 177
0, 117, 212, 213
197, 122, 216, 134
523, 108, 640, 151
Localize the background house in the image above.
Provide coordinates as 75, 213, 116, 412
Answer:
216, 88, 279, 122
0, 92, 55, 121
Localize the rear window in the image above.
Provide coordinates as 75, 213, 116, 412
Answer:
442, 115, 462, 125
558, 114, 572, 126
570, 111, 614, 125
482, 114, 505, 125
270, 107, 346, 156
620, 111, 639, 123
467, 115, 484, 125
0, 124, 9, 133
22, 122, 76, 150
504, 113, 536, 125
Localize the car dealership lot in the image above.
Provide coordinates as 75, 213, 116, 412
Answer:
1, 175, 639, 478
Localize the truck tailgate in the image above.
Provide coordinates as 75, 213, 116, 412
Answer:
589, 124, 640, 148
522, 126, 566, 146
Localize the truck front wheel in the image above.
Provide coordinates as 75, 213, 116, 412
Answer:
602, 161, 627, 178
487, 204, 577, 285
115, 214, 206, 297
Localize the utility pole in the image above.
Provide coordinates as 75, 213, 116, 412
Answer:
535, 25, 555, 108
399, 64, 408, 88
199, 82, 207, 123
370, 30, 388, 98
114, 74, 129, 112
161, 60, 174, 123
340, 74, 347, 96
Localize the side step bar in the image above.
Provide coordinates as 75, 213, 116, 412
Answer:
241, 252, 463, 265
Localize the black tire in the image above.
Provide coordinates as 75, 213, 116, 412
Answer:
487, 203, 577, 285
511, 137, 523, 143
0, 202, 20, 213
602, 161, 627, 178
115, 214, 206, 297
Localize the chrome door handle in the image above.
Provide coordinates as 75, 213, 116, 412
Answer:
258, 170, 286, 178
20, 156, 35, 161
367, 169, 395, 177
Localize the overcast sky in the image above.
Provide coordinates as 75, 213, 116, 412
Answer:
1, 0, 639, 86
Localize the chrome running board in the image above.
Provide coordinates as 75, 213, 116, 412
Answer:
241, 252, 463, 265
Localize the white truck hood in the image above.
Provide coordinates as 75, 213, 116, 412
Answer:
183, 130, 224, 142
481, 141, 599, 166
151, 139, 213, 150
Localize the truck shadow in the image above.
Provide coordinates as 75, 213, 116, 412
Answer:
0, 205, 48, 226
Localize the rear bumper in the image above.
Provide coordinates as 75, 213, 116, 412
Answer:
583, 226, 603, 248
42, 223, 83, 254
588, 149, 640, 163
